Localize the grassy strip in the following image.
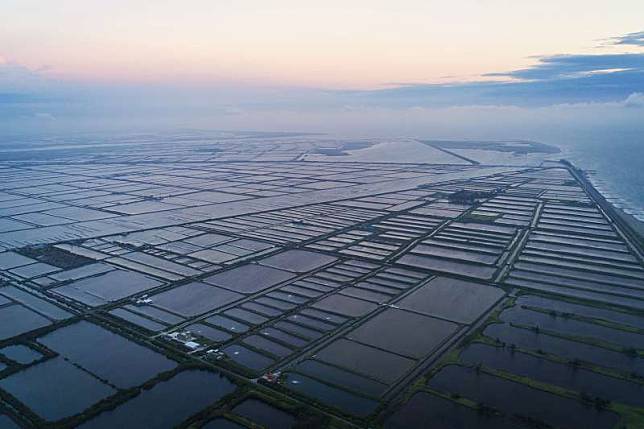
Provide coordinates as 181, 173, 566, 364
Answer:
481, 364, 644, 428
461, 296, 517, 345
460, 212, 501, 223
373, 334, 470, 427
483, 366, 579, 401
416, 385, 480, 410
507, 321, 642, 355
512, 344, 644, 385
375, 297, 519, 426
611, 403, 644, 429
524, 290, 644, 321
183, 385, 350, 429
480, 322, 644, 384
522, 305, 644, 335
264, 375, 369, 428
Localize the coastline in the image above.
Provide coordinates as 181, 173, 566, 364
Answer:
561, 159, 644, 257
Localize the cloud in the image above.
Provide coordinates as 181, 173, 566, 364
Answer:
623, 92, 644, 108
2, 29, 644, 134
340, 50, 644, 108
486, 54, 644, 81
0, 62, 46, 90
610, 30, 644, 47
344, 30, 644, 108
0, 60, 61, 105
33, 112, 56, 120
222, 106, 244, 115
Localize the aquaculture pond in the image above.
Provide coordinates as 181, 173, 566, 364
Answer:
0, 357, 115, 421
461, 343, 644, 406
516, 295, 644, 329
202, 418, 245, 429
314, 339, 414, 385
78, 370, 236, 428
151, 282, 243, 318
484, 323, 644, 375
500, 306, 644, 349
231, 399, 295, 428
38, 321, 177, 388
0, 305, 52, 341
0, 415, 20, 429
346, 308, 459, 359
384, 391, 526, 429
283, 373, 379, 417
222, 344, 275, 373
396, 276, 504, 324
0, 345, 43, 365
428, 365, 619, 429
293, 359, 389, 398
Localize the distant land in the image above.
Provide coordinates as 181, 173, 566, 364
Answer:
1, 131, 639, 237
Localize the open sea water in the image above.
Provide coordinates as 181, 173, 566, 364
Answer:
558, 137, 644, 222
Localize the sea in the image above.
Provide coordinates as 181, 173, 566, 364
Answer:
556, 137, 644, 223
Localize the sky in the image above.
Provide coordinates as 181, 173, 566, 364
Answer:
0, 0, 643, 135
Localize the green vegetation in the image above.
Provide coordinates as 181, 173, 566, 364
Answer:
448, 189, 500, 204
461, 212, 501, 223
17, 245, 93, 269
611, 403, 644, 429
522, 304, 644, 335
